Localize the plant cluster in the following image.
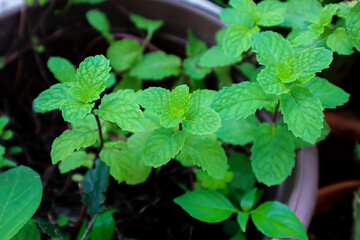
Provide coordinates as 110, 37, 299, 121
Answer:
1, 0, 359, 239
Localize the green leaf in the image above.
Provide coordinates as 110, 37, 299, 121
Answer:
0, 166, 42, 240
251, 201, 308, 240
174, 189, 237, 223
256, 1, 285, 26
0, 116, 9, 132
60, 100, 94, 123
216, 115, 259, 146
211, 82, 277, 120
33, 218, 64, 239
280, 86, 324, 144
106, 39, 143, 72
130, 52, 181, 80
86, 9, 114, 43
223, 24, 259, 58
33, 83, 75, 113
346, 2, 360, 51
91, 209, 117, 240
281, 0, 322, 29
326, 28, 354, 55
219, 8, 253, 27
303, 77, 350, 109
95, 90, 145, 132
169, 85, 190, 118
251, 31, 294, 67
241, 188, 257, 212
183, 108, 221, 135
11, 220, 40, 240
184, 56, 211, 80
318, 4, 338, 27
229, 0, 257, 20
289, 47, 333, 84
256, 67, 289, 95
82, 159, 109, 217
189, 89, 216, 110
129, 13, 163, 34
228, 154, 256, 193
47, 57, 76, 83
113, 72, 142, 91
186, 29, 207, 57
251, 123, 296, 186
100, 140, 151, 185
194, 168, 233, 190
337, 2, 357, 18
105, 74, 116, 89
176, 133, 227, 179
51, 128, 98, 164
237, 212, 250, 232
199, 45, 243, 68
76, 55, 111, 102
58, 150, 92, 174
137, 87, 171, 113
142, 128, 184, 167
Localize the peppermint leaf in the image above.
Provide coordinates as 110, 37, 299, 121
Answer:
251, 202, 308, 240
281, 0, 322, 29
280, 86, 324, 144
346, 2, 360, 51
228, 153, 256, 192
86, 9, 114, 43
176, 133, 227, 179
251, 123, 296, 186
211, 82, 277, 120
137, 87, 171, 113
76, 55, 111, 102
223, 24, 260, 58
303, 77, 350, 109
216, 115, 259, 146
95, 90, 145, 132
189, 89, 216, 110
51, 128, 98, 164
106, 39, 143, 72
186, 29, 207, 57
60, 101, 94, 123
256, 67, 289, 95
183, 108, 221, 135
251, 31, 294, 67
174, 189, 237, 223
12, 220, 41, 240
256, 1, 285, 27
229, 0, 257, 20
326, 28, 354, 55
47, 57, 76, 83
33, 83, 75, 113
142, 128, 184, 167
113, 73, 142, 91
169, 85, 190, 118
199, 45, 243, 68
59, 150, 92, 174
219, 8, 253, 27
82, 159, 109, 217
194, 169, 233, 190
318, 4, 338, 27
100, 140, 151, 185
184, 56, 211, 80
129, 13, 163, 34
130, 52, 181, 80
289, 47, 333, 84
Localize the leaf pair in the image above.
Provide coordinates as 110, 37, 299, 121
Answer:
34, 55, 111, 123
174, 189, 308, 240
221, 0, 286, 57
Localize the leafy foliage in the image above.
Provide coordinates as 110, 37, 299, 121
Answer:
0, 166, 42, 240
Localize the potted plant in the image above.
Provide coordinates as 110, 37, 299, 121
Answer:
0, 0, 358, 239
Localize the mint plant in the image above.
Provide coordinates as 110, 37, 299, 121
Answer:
25, 0, 360, 239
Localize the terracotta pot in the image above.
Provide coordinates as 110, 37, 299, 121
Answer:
0, 0, 319, 239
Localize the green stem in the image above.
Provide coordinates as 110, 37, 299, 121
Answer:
80, 213, 98, 240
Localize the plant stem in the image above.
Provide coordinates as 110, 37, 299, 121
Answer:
93, 113, 104, 161
272, 102, 280, 125
112, 33, 161, 51
80, 213, 98, 240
